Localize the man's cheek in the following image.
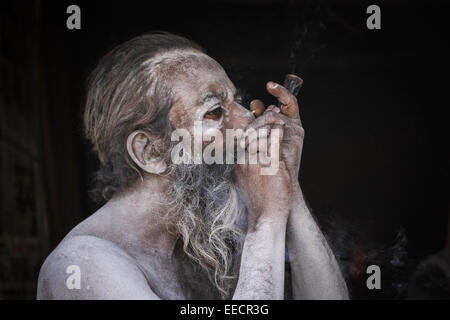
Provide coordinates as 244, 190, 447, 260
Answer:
223, 105, 254, 130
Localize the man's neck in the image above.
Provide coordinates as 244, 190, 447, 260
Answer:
103, 174, 179, 258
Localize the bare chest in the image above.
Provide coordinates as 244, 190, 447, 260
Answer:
131, 248, 221, 300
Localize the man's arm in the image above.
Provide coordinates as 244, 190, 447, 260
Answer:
233, 131, 292, 300
250, 79, 348, 299
286, 186, 348, 299
233, 217, 288, 300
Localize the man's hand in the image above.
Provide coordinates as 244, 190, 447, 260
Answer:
234, 119, 292, 231
249, 80, 305, 191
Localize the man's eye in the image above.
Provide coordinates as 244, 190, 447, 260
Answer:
204, 106, 223, 120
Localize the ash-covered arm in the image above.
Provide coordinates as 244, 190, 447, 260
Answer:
286, 186, 349, 299
232, 213, 288, 300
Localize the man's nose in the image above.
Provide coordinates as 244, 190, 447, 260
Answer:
223, 103, 255, 130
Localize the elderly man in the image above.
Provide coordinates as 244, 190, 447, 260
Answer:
37, 32, 348, 300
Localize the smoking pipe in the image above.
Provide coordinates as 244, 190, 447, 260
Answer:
278, 74, 303, 109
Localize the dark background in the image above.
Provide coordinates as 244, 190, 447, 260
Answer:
0, 0, 448, 299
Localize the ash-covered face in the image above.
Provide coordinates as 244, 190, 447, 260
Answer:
166, 52, 254, 140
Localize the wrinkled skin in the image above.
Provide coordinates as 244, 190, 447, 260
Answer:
249, 82, 305, 188
37, 50, 348, 300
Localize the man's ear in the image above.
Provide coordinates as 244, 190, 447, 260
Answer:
126, 130, 167, 175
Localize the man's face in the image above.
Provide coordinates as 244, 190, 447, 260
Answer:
167, 52, 254, 138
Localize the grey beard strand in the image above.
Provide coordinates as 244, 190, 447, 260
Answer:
165, 163, 244, 298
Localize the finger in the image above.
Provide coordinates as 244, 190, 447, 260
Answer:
245, 122, 284, 157
262, 123, 284, 152
259, 123, 284, 166
265, 104, 280, 113
272, 123, 285, 143
266, 81, 300, 119
250, 99, 265, 117
245, 111, 286, 132
241, 124, 271, 151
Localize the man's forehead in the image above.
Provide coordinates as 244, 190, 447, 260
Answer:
152, 50, 223, 77
177, 76, 235, 105
145, 50, 235, 109
159, 54, 234, 98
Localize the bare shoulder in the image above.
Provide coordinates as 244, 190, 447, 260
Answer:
37, 235, 158, 300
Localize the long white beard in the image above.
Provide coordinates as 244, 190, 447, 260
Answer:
165, 163, 245, 298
